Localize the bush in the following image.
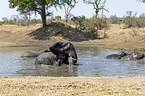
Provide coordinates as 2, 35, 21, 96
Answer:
136, 16, 145, 28
0, 22, 2, 25
123, 12, 145, 28
123, 16, 136, 28
108, 15, 123, 24
89, 16, 108, 30
71, 16, 86, 31
70, 16, 108, 38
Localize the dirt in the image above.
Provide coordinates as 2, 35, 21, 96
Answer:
0, 22, 145, 52
1, 76, 145, 96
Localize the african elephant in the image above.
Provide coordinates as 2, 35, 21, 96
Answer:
35, 52, 63, 66
128, 52, 144, 60
106, 51, 127, 59
35, 42, 78, 66
106, 51, 144, 60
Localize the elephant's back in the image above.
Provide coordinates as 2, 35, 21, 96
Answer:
21, 51, 40, 57
106, 54, 118, 59
35, 52, 57, 65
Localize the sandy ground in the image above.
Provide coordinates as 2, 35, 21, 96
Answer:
1, 76, 145, 96
0, 23, 145, 51
0, 23, 145, 95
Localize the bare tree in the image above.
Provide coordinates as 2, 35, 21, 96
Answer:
63, 0, 77, 23
85, 0, 109, 17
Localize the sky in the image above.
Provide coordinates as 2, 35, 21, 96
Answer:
0, 0, 145, 21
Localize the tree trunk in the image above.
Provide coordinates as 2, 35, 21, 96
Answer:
41, 5, 46, 27
95, 8, 99, 17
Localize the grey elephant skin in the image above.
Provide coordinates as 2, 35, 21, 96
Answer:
35, 42, 78, 66
21, 42, 78, 66
35, 52, 62, 66
106, 52, 127, 59
106, 51, 144, 60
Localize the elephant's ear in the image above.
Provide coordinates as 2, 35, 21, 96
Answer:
62, 42, 71, 51
49, 42, 64, 55
49, 42, 63, 49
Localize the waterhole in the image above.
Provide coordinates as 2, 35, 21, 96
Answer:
0, 47, 145, 77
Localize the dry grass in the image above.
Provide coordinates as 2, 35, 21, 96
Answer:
0, 23, 145, 51
75, 24, 145, 51
1, 76, 145, 96
0, 24, 42, 46
103, 24, 145, 50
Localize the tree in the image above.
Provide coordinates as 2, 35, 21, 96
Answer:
137, 0, 145, 3
2, 17, 8, 23
126, 11, 133, 17
10, 15, 19, 23
55, 16, 61, 20
84, 0, 109, 17
63, 0, 77, 23
9, 0, 61, 27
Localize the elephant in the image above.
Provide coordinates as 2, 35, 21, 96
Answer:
106, 51, 144, 60
35, 52, 63, 66
106, 51, 127, 59
35, 42, 78, 66
128, 52, 144, 60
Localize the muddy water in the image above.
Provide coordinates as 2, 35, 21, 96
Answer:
0, 47, 145, 77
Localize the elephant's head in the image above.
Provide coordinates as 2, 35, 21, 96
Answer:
49, 42, 78, 64
62, 42, 77, 64
130, 52, 144, 59
117, 51, 127, 57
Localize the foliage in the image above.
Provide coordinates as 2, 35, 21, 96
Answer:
71, 15, 86, 30
136, 15, 145, 28
123, 12, 145, 28
84, 0, 109, 17
123, 16, 136, 28
108, 15, 121, 24
137, 0, 145, 3
8, 0, 73, 27
0, 22, 2, 25
71, 15, 108, 38
63, 0, 77, 23
89, 16, 108, 30
2, 17, 9, 24
55, 16, 62, 20
1, 15, 41, 26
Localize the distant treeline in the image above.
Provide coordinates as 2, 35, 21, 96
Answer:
1, 12, 145, 30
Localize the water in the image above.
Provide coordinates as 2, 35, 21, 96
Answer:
0, 47, 145, 77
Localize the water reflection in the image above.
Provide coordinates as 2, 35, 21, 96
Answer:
0, 47, 145, 77
35, 64, 78, 77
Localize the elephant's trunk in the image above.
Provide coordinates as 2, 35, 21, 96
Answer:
69, 45, 77, 64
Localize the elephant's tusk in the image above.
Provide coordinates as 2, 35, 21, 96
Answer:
70, 56, 77, 61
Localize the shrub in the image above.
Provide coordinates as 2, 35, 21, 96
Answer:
136, 16, 145, 28
108, 15, 123, 24
123, 12, 145, 28
89, 16, 108, 30
55, 16, 62, 20
123, 16, 136, 28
